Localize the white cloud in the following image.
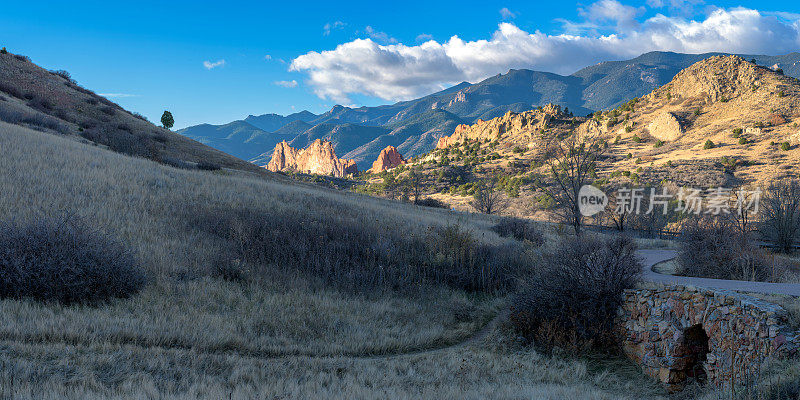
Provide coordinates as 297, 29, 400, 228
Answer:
203, 59, 226, 70
647, 0, 706, 16
500, 7, 517, 20
274, 80, 298, 88
579, 0, 645, 30
264, 54, 272, 61
98, 93, 138, 98
291, 5, 800, 103
416, 33, 434, 42
365, 26, 398, 44
324, 21, 346, 36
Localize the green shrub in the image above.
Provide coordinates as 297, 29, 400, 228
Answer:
0, 47, 7, 54
535, 194, 555, 209
694, 108, 701, 116
738, 137, 747, 145
625, 126, 633, 133
704, 140, 715, 149
653, 140, 663, 148
0, 216, 146, 304
512, 146, 524, 154
781, 142, 791, 151
732, 127, 743, 137
632, 134, 642, 143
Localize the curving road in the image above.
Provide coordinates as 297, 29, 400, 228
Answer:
638, 249, 800, 297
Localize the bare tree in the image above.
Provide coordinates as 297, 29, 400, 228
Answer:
629, 186, 673, 238
726, 187, 758, 237
759, 180, 800, 253
533, 132, 604, 235
599, 183, 631, 231
471, 176, 509, 215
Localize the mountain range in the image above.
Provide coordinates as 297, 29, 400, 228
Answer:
178, 51, 800, 169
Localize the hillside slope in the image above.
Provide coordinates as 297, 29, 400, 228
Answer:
381, 56, 800, 214
0, 51, 261, 173
179, 52, 800, 170
3, 119, 605, 398
595, 55, 800, 186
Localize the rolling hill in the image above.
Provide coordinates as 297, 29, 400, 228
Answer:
0, 50, 260, 173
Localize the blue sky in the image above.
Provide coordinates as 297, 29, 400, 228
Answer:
2, 1, 799, 128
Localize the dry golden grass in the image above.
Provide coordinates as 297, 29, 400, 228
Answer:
0, 121, 679, 398
0, 334, 670, 400
0, 120, 511, 353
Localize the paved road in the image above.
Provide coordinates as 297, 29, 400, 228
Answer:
638, 249, 800, 297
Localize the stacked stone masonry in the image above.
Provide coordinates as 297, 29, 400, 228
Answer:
617, 284, 800, 392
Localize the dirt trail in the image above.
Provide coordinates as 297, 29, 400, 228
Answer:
0, 308, 507, 363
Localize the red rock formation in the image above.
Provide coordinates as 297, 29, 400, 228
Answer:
369, 146, 406, 173
265, 139, 358, 177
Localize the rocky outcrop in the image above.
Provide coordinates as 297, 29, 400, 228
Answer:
265, 139, 358, 177
661, 56, 762, 102
577, 119, 602, 140
618, 285, 800, 392
647, 112, 684, 142
436, 104, 566, 149
369, 146, 406, 173
789, 131, 800, 146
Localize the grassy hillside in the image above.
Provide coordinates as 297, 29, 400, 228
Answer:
0, 51, 260, 173
0, 119, 678, 399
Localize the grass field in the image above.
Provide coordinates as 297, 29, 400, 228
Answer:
0, 121, 682, 399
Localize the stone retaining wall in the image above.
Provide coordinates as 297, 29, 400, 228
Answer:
617, 284, 800, 391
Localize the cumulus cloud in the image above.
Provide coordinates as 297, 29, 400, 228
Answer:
324, 21, 346, 36
274, 80, 298, 88
500, 7, 517, 20
579, 0, 645, 29
291, 5, 800, 103
203, 59, 226, 70
647, 0, 706, 16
